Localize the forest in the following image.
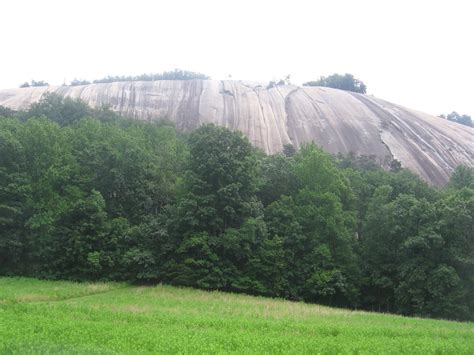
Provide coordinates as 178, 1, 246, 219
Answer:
0, 94, 473, 321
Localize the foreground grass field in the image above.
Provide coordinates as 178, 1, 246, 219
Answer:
0, 278, 473, 354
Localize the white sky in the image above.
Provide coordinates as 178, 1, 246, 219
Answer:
1, 0, 473, 117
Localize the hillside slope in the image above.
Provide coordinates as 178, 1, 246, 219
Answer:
0, 81, 472, 185
1, 277, 473, 353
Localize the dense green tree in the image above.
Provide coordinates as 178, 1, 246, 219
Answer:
30, 80, 49, 87
449, 165, 474, 189
282, 143, 296, 157
337, 152, 380, 171
392, 188, 474, 320
435, 188, 474, 320
0, 106, 17, 118
303, 73, 367, 94
264, 196, 304, 299
263, 146, 360, 306
440, 111, 473, 127
26, 93, 92, 126
66, 118, 186, 223
293, 188, 359, 306
396, 236, 467, 319
45, 190, 113, 279
1, 98, 473, 321
165, 124, 263, 290
258, 153, 299, 206
359, 184, 474, 321
0, 119, 30, 273
294, 144, 355, 209
178, 124, 260, 235
360, 185, 400, 311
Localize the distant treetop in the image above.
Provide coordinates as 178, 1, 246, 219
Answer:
19, 70, 210, 88
20, 80, 49, 88
70, 79, 91, 86
439, 111, 473, 127
90, 69, 210, 84
303, 73, 367, 94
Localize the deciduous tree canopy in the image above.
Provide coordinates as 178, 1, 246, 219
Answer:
1, 95, 473, 321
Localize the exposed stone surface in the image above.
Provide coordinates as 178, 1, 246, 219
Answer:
0, 80, 472, 185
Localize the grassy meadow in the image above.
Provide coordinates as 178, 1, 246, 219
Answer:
0, 277, 473, 354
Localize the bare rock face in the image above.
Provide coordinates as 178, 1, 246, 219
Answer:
0, 80, 472, 185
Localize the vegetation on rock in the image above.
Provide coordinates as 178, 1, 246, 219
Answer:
303, 73, 367, 93
440, 111, 473, 127
19, 80, 49, 88
91, 69, 210, 84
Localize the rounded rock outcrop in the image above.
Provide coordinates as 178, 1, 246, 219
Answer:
0, 80, 472, 185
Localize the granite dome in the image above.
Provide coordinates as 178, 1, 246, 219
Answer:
0, 80, 472, 185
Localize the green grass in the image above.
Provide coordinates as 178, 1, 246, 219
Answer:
0, 277, 472, 354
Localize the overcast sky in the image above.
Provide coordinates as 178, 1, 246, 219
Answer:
1, 0, 473, 117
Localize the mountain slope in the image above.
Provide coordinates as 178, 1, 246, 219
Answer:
0, 80, 472, 185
